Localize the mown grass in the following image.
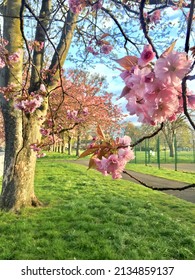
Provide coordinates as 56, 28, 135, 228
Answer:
0, 155, 195, 260
133, 150, 195, 164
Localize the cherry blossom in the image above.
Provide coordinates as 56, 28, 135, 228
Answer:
149, 10, 161, 24
86, 46, 99, 55
138, 44, 156, 67
100, 44, 113, 54
68, 0, 85, 14
118, 45, 193, 125
84, 134, 134, 179
154, 52, 192, 86
15, 94, 43, 113
92, 0, 103, 11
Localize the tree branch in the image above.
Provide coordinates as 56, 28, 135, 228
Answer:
131, 123, 164, 147
47, 10, 78, 87
123, 170, 195, 191
185, 0, 195, 53
29, 0, 51, 92
139, 0, 159, 58
101, 6, 140, 53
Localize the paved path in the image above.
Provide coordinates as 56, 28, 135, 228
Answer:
151, 163, 195, 173
68, 159, 195, 204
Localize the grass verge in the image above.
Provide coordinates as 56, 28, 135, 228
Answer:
0, 156, 195, 260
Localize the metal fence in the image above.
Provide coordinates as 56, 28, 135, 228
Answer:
132, 136, 195, 170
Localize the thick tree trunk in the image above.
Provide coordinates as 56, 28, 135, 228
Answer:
0, 110, 44, 211
0, 1, 77, 211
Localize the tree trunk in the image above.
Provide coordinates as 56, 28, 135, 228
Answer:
0, 0, 47, 211
0, 110, 45, 211
168, 142, 174, 157
76, 134, 80, 157
61, 132, 66, 153
68, 135, 72, 155
0, 1, 78, 211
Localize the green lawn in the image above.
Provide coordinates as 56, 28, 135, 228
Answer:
133, 150, 195, 164
0, 154, 195, 260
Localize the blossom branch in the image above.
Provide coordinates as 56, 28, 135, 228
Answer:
123, 170, 195, 191
101, 6, 140, 53
131, 123, 164, 148
185, 0, 195, 54
19, 0, 32, 91
139, 0, 159, 58
182, 77, 195, 130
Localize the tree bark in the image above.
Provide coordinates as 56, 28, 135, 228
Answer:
0, 1, 78, 211
76, 134, 80, 157
68, 135, 72, 155
0, 112, 45, 211
0, 0, 48, 211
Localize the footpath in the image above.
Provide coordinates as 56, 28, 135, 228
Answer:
68, 159, 195, 204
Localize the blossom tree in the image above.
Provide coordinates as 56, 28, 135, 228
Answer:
42, 69, 123, 154
0, 0, 194, 211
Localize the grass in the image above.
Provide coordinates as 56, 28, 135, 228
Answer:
0, 154, 195, 260
126, 163, 195, 184
133, 150, 195, 164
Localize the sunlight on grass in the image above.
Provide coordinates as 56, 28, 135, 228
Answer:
0, 155, 195, 260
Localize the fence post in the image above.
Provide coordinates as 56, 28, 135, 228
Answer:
148, 138, 151, 164
174, 134, 177, 171
157, 136, 160, 169
134, 146, 137, 164
145, 139, 147, 166
164, 140, 166, 163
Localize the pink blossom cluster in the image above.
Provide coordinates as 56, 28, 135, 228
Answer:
68, 0, 102, 14
40, 128, 50, 136
0, 39, 20, 68
30, 143, 41, 152
68, 0, 85, 14
86, 35, 113, 56
86, 46, 99, 56
67, 107, 89, 121
92, 0, 103, 11
15, 94, 43, 114
87, 43, 113, 56
94, 136, 134, 179
100, 44, 113, 54
0, 83, 16, 101
120, 45, 194, 125
30, 144, 46, 158
149, 10, 161, 24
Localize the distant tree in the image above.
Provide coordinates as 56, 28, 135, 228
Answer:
162, 116, 193, 156
42, 70, 123, 155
